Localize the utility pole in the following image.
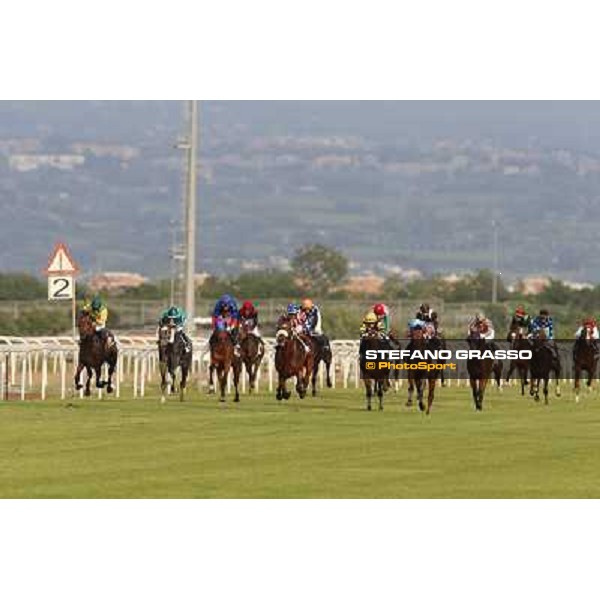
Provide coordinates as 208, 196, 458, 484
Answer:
492, 220, 498, 304
184, 100, 198, 335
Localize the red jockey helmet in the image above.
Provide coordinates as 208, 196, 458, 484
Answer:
515, 306, 525, 317
373, 303, 386, 316
240, 300, 254, 315
584, 317, 596, 327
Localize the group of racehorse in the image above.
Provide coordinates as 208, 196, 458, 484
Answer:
74, 307, 333, 404
73, 307, 599, 410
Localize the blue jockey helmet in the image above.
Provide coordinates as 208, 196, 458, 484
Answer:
167, 306, 179, 318
91, 296, 102, 311
287, 303, 299, 315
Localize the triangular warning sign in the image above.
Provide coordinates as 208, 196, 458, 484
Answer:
45, 242, 79, 275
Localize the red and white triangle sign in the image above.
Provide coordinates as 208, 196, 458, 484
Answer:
45, 242, 79, 275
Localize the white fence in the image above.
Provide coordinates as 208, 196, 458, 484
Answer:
0, 336, 364, 401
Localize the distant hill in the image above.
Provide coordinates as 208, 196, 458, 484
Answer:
2, 100, 600, 282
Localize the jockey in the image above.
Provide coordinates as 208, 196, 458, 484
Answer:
468, 312, 495, 340
416, 303, 440, 335
575, 317, 600, 356
576, 316, 599, 340
211, 294, 241, 353
372, 303, 391, 337
158, 305, 193, 352
407, 317, 426, 338
281, 302, 310, 352
300, 298, 330, 353
507, 305, 531, 341
82, 295, 109, 345
299, 298, 323, 336
528, 308, 560, 363
239, 300, 260, 336
528, 309, 554, 341
285, 302, 304, 335
360, 310, 382, 336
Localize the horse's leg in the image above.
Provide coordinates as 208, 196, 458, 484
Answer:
179, 364, 188, 402
417, 378, 425, 412
494, 362, 503, 389
106, 358, 116, 393
506, 360, 515, 383
74, 363, 84, 390
159, 361, 168, 403
94, 365, 104, 389
426, 378, 436, 415
233, 361, 240, 403
574, 365, 581, 403
208, 364, 216, 394
365, 380, 372, 411
325, 352, 333, 388
469, 378, 478, 410
378, 380, 384, 411
85, 366, 92, 397
218, 365, 227, 402
311, 359, 318, 397
406, 377, 414, 407
543, 376, 549, 405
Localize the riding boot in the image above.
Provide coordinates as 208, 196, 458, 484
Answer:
181, 332, 193, 353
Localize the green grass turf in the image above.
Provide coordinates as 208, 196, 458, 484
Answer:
1, 384, 600, 498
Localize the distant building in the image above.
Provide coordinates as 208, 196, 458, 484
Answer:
342, 275, 385, 295
70, 143, 140, 161
516, 276, 551, 295
88, 272, 148, 291
9, 154, 85, 172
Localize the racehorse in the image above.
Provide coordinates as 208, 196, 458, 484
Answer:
466, 329, 497, 411
529, 330, 561, 404
209, 329, 241, 402
274, 319, 314, 400
158, 324, 192, 403
572, 325, 598, 402
406, 328, 442, 414
505, 326, 531, 396
360, 331, 389, 411
309, 333, 333, 396
74, 310, 118, 397
239, 324, 265, 393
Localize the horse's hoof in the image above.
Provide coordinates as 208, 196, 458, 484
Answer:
378, 405, 383, 411
75, 383, 83, 390
283, 391, 291, 400
312, 390, 317, 397
326, 381, 333, 388
106, 386, 113, 394
219, 398, 225, 403
367, 405, 372, 411
405, 400, 413, 407
418, 401, 425, 412
84, 389, 91, 397
234, 397, 240, 403
96, 382, 105, 389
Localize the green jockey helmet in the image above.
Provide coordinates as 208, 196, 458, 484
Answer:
167, 306, 180, 319
91, 296, 103, 311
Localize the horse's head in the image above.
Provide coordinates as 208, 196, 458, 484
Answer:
276, 323, 291, 347
158, 324, 173, 347
78, 310, 95, 338
467, 327, 485, 349
411, 327, 424, 341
